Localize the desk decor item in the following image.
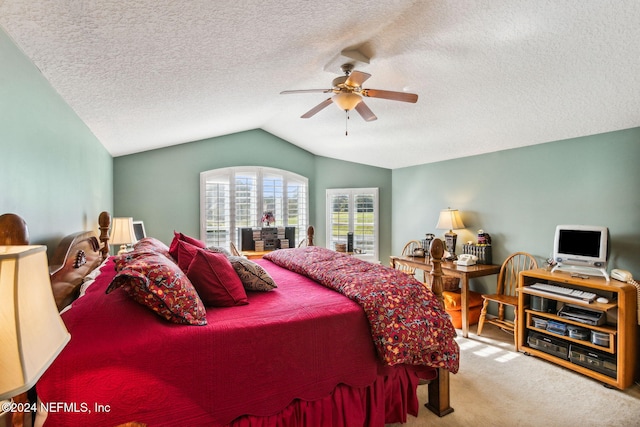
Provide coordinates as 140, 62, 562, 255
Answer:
462, 229, 492, 264
261, 211, 275, 227
436, 208, 465, 260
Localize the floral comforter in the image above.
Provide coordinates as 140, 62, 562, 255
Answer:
264, 247, 460, 373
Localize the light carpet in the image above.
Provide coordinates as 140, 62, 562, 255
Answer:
389, 323, 640, 427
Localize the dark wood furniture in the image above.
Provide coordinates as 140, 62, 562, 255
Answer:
390, 255, 501, 338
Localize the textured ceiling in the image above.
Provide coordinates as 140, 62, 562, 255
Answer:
1, 0, 639, 169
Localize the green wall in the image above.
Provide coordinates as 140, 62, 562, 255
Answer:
0, 28, 112, 253
312, 156, 392, 263
114, 130, 394, 260
392, 128, 640, 295
113, 130, 317, 244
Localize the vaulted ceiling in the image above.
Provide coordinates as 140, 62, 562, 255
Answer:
2, 1, 639, 169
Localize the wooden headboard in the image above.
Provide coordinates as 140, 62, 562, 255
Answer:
0, 211, 112, 311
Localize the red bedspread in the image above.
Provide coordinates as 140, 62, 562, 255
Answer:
264, 247, 460, 373
37, 257, 428, 426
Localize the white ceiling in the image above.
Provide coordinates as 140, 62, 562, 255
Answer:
1, 0, 639, 169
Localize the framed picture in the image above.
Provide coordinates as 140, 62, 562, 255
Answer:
132, 221, 146, 241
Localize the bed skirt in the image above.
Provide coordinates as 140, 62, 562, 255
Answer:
227, 365, 435, 427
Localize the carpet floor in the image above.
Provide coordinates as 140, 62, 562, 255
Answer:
388, 323, 640, 427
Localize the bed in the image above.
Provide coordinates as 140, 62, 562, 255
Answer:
1, 212, 459, 426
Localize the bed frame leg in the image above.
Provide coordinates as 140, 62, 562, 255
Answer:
424, 368, 454, 417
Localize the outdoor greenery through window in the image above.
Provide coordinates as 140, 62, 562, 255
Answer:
326, 188, 379, 262
200, 167, 308, 250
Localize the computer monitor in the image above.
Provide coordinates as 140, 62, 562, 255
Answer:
551, 225, 609, 280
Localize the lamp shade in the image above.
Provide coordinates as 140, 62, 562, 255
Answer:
436, 208, 465, 231
0, 245, 70, 400
109, 217, 136, 246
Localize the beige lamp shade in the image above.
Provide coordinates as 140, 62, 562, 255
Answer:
0, 245, 70, 400
435, 208, 465, 232
110, 217, 136, 246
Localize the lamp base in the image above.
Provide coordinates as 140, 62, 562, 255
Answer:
444, 231, 458, 260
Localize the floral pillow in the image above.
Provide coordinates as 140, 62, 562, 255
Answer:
187, 249, 248, 307
134, 237, 172, 259
228, 256, 277, 291
113, 249, 160, 272
106, 252, 207, 325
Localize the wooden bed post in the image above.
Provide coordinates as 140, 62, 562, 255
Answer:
424, 238, 454, 416
0, 213, 29, 245
98, 211, 111, 260
306, 225, 314, 247
429, 238, 446, 308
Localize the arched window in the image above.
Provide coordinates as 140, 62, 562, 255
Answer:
200, 167, 308, 250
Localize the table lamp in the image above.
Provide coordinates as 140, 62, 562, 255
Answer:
0, 246, 71, 405
109, 217, 136, 254
436, 208, 465, 260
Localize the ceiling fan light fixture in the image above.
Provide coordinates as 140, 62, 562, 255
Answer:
333, 92, 361, 111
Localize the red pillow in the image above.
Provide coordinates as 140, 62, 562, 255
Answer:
187, 249, 248, 307
169, 231, 206, 261
175, 240, 201, 272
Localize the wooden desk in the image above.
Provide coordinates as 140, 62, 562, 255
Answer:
241, 250, 273, 259
390, 256, 500, 338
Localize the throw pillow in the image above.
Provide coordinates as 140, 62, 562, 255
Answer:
187, 249, 248, 307
175, 239, 202, 272
106, 252, 207, 325
228, 256, 277, 291
207, 245, 233, 257
133, 237, 172, 259
169, 231, 206, 261
113, 249, 159, 272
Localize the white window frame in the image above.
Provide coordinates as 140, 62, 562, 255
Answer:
326, 188, 379, 263
200, 166, 308, 249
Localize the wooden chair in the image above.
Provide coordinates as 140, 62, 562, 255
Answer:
476, 252, 538, 348
396, 240, 425, 280
229, 241, 241, 256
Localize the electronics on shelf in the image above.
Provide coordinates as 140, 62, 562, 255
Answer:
557, 304, 606, 326
529, 282, 597, 303
527, 332, 569, 360
551, 224, 610, 281
569, 345, 617, 378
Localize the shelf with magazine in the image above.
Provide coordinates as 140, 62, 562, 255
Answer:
517, 268, 637, 390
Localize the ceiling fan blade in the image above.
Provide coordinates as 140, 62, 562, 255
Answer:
345, 70, 371, 88
355, 101, 377, 122
361, 89, 418, 103
301, 98, 333, 118
281, 89, 332, 95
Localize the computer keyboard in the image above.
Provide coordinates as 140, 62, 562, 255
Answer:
529, 282, 597, 303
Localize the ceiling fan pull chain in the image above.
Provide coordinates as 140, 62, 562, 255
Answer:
345, 110, 349, 136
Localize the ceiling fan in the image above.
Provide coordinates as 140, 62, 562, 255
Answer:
280, 63, 418, 122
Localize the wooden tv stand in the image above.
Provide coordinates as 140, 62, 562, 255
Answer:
517, 268, 637, 389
